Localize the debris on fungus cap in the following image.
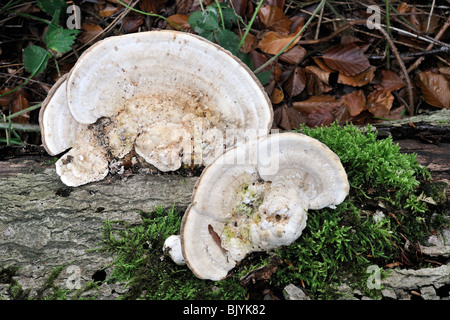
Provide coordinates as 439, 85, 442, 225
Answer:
180, 133, 350, 281
40, 30, 272, 186
39, 74, 80, 156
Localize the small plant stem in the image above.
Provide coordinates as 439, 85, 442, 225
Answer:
238, 0, 264, 49
254, 0, 326, 74
373, 24, 414, 115
214, 0, 225, 29
0, 54, 47, 98
0, 122, 41, 132
5, 103, 42, 121
115, 0, 183, 30
385, 0, 391, 70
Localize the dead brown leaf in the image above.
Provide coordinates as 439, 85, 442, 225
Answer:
140, 0, 166, 13
343, 90, 366, 116
258, 6, 291, 35
292, 95, 343, 115
366, 89, 394, 118
273, 104, 305, 130
0, 88, 30, 123
380, 69, 406, 91
239, 32, 257, 54
322, 43, 371, 77
78, 21, 103, 44
231, 0, 248, 17
338, 66, 375, 87
271, 87, 284, 104
98, 3, 118, 18
279, 45, 307, 64
306, 108, 333, 127
312, 57, 335, 73
417, 70, 450, 109
305, 65, 330, 85
166, 14, 190, 30
122, 13, 144, 33
257, 31, 300, 55
284, 67, 306, 97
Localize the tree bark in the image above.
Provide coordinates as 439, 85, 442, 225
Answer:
0, 164, 198, 298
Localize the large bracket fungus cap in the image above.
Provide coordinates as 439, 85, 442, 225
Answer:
66, 30, 272, 128
45, 30, 272, 186
180, 133, 350, 281
39, 74, 80, 156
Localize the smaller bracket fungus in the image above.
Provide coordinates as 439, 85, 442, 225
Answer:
180, 133, 350, 281
163, 235, 186, 266
39, 31, 272, 186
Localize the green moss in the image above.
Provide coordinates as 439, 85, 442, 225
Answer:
97, 205, 246, 300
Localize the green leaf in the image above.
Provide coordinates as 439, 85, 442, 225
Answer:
188, 11, 219, 33
44, 27, 80, 55
221, 8, 238, 29
255, 70, 271, 86
22, 45, 51, 75
36, 0, 67, 19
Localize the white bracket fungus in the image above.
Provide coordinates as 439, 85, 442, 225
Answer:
39, 31, 272, 186
180, 133, 350, 281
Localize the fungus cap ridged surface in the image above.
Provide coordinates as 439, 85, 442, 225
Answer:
39, 74, 80, 156
180, 133, 350, 280
40, 30, 273, 186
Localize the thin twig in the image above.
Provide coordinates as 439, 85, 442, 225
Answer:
374, 24, 415, 116
407, 15, 450, 73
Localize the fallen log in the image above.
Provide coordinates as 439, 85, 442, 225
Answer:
0, 109, 448, 299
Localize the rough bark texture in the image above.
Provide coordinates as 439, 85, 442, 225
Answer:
0, 109, 449, 299
0, 166, 198, 298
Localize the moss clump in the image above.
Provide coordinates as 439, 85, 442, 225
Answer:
267, 123, 443, 299
98, 206, 246, 300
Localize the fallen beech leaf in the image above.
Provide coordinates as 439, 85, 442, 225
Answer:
366, 89, 394, 118
258, 6, 291, 35
265, 0, 285, 9
257, 31, 300, 55
122, 13, 143, 33
343, 90, 366, 116
305, 65, 330, 85
438, 67, 450, 79
167, 14, 190, 30
231, 0, 248, 16
279, 45, 307, 64
312, 57, 335, 73
78, 21, 103, 44
417, 70, 450, 109
0, 88, 30, 123
305, 72, 333, 96
140, 0, 166, 13
292, 95, 343, 115
306, 108, 333, 128
271, 87, 284, 104
239, 32, 257, 54
284, 67, 306, 97
273, 104, 305, 130
99, 3, 118, 17
380, 69, 406, 91
322, 43, 371, 76
338, 67, 375, 87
